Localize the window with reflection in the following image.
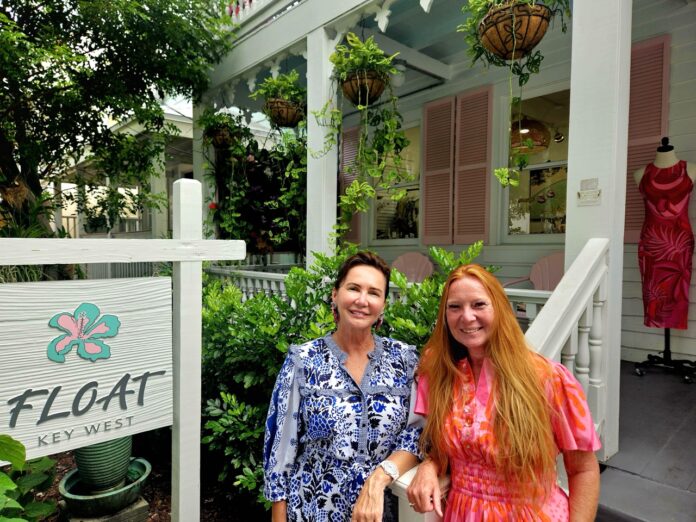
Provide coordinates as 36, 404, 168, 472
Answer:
374, 126, 420, 241
507, 90, 569, 236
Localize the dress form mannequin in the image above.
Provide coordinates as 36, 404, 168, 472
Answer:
633, 142, 696, 185
633, 137, 696, 383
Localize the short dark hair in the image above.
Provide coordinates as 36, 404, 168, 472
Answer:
334, 251, 391, 298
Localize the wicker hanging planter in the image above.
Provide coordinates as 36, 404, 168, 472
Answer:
0, 180, 30, 209
208, 127, 242, 149
341, 70, 387, 106
264, 98, 305, 128
478, 1, 552, 60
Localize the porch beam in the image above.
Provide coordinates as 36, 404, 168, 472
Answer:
564, 0, 633, 460
364, 29, 452, 80
209, 0, 376, 90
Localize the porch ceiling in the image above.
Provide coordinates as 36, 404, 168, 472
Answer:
212, 0, 477, 109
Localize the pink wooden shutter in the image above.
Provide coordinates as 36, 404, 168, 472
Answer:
453, 86, 492, 244
422, 97, 455, 245
340, 127, 361, 244
625, 35, 670, 243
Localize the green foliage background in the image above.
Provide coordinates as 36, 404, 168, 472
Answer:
0, 0, 234, 241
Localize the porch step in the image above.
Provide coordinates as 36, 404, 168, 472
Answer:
599, 467, 696, 522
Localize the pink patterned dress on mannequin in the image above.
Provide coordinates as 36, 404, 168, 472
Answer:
638, 160, 694, 329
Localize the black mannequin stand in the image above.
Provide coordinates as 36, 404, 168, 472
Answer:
634, 328, 696, 383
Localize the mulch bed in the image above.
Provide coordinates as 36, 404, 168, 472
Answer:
40, 450, 253, 521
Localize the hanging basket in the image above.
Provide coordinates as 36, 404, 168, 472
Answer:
207, 127, 241, 149
341, 70, 387, 106
479, 1, 552, 60
0, 181, 29, 209
264, 98, 305, 128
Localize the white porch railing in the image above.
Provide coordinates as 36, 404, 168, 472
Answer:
84, 261, 156, 279
204, 266, 553, 315
227, 0, 301, 27
206, 266, 292, 299
204, 240, 610, 521
524, 237, 610, 438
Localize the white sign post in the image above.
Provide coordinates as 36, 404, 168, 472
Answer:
0, 179, 245, 522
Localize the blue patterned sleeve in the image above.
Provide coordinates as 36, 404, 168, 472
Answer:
392, 381, 425, 459
263, 348, 302, 502
392, 344, 424, 459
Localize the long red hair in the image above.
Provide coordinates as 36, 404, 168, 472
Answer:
418, 264, 556, 499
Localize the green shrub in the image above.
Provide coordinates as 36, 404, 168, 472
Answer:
0, 435, 56, 522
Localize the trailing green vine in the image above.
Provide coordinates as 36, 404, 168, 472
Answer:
313, 32, 414, 243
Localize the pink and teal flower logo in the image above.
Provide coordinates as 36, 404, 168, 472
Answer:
47, 303, 121, 363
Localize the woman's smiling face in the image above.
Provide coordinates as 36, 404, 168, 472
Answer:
445, 275, 495, 355
332, 265, 386, 331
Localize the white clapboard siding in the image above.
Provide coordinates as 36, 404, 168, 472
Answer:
0, 278, 173, 458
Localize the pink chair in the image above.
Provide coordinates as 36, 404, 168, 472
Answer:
391, 252, 434, 283
503, 251, 565, 291
503, 252, 564, 329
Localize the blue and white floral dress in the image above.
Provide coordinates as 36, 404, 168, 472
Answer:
263, 334, 423, 522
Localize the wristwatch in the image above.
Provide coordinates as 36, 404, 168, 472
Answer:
378, 460, 400, 483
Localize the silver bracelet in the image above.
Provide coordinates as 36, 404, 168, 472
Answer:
378, 460, 400, 483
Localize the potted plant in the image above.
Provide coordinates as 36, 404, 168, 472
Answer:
198, 107, 246, 149
330, 32, 398, 106
249, 71, 306, 128
313, 33, 413, 240
458, 0, 570, 86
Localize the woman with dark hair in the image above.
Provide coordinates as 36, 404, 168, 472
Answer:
264, 252, 422, 522
407, 264, 600, 521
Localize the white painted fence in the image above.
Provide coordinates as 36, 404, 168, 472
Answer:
0, 180, 245, 522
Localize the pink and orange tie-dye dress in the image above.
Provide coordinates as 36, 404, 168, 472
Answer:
415, 356, 600, 521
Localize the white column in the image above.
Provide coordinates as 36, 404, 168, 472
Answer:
192, 104, 215, 238
171, 179, 203, 522
564, 0, 632, 460
306, 27, 339, 266
149, 149, 169, 239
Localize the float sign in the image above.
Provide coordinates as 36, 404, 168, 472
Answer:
0, 278, 173, 459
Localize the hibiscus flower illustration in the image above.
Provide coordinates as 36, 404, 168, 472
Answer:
47, 303, 121, 363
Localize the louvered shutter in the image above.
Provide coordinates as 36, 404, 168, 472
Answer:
340, 127, 361, 244
422, 97, 455, 245
625, 35, 670, 243
454, 86, 492, 244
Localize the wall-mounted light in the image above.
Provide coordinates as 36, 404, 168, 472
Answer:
510, 117, 551, 153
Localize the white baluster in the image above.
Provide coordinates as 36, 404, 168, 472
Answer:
589, 285, 605, 388
561, 335, 576, 375
526, 302, 538, 320
587, 276, 607, 430
575, 302, 591, 392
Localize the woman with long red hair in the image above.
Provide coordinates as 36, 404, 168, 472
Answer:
406, 264, 600, 521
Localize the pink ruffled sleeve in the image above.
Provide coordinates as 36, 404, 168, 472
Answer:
547, 361, 601, 452
414, 374, 429, 416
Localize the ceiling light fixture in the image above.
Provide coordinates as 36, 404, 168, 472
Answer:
511, 117, 550, 153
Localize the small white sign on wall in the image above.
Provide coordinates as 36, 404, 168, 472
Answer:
0, 277, 173, 459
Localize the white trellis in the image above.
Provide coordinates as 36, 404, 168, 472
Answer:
0, 179, 245, 522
